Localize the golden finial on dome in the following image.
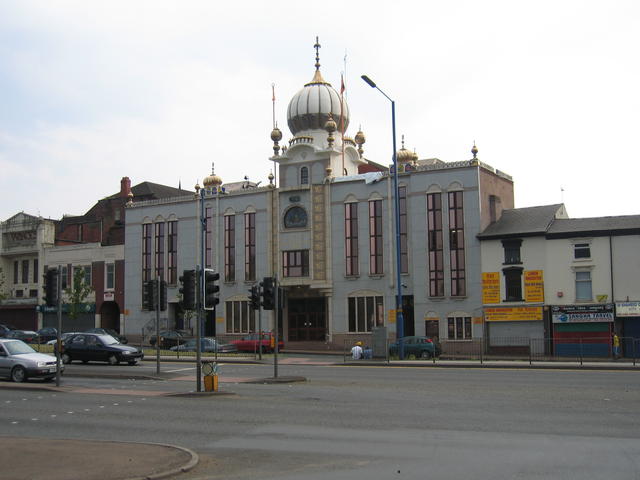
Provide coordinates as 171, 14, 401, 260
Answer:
471, 141, 478, 159
126, 191, 134, 206
325, 113, 337, 148
268, 171, 275, 188
397, 134, 413, 164
307, 36, 328, 85
203, 162, 222, 190
355, 126, 366, 157
271, 123, 283, 156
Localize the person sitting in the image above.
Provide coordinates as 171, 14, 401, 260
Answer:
351, 341, 363, 360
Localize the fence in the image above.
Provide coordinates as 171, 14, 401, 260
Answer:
343, 336, 640, 366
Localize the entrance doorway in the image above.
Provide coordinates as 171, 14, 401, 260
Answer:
402, 295, 415, 337
100, 301, 120, 332
288, 298, 326, 341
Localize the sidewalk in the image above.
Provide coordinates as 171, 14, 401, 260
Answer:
0, 437, 198, 480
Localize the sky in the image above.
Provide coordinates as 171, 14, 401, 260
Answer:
1, 0, 639, 221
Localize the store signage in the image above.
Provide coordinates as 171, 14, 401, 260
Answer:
615, 302, 640, 317
524, 270, 544, 303
484, 306, 543, 322
482, 272, 500, 304
551, 304, 614, 323
104, 292, 115, 302
3, 230, 37, 248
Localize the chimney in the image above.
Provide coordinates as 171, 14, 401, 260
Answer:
120, 177, 131, 198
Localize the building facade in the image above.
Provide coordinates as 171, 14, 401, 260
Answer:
124, 44, 515, 350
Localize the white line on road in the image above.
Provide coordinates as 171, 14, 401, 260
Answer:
164, 367, 196, 373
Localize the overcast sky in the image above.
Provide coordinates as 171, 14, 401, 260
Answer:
1, 0, 638, 222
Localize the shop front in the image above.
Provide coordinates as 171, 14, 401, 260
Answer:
551, 304, 614, 357
484, 306, 545, 356
615, 301, 640, 358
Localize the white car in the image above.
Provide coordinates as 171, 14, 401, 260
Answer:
0, 338, 63, 382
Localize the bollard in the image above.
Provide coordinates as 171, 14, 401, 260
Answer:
202, 361, 219, 392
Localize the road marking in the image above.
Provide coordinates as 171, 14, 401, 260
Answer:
31, 418, 38, 421
11, 421, 18, 424
165, 367, 196, 372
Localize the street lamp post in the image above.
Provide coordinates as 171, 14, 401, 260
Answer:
361, 75, 405, 360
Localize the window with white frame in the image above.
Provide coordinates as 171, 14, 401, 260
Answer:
348, 295, 384, 332
106, 263, 115, 290
225, 300, 256, 333
575, 270, 592, 301
574, 243, 591, 260
447, 316, 472, 340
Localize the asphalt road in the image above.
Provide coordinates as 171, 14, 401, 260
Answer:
2, 361, 640, 479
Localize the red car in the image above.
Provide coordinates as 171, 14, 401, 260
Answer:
230, 333, 284, 353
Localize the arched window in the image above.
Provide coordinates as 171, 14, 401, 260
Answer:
300, 166, 309, 185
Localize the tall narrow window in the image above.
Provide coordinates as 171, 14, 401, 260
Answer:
106, 263, 115, 290
345, 202, 359, 276
369, 199, 383, 274
142, 223, 152, 282
205, 207, 212, 268
13, 260, 18, 284
427, 193, 444, 297
449, 191, 466, 296
167, 221, 178, 284
503, 267, 523, 301
300, 166, 309, 185
22, 260, 29, 284
154, 222, 165, 280
224, 214, 235, 282
348, 295, 384, 332
244, 212, 256, 281
575, 270, 592, 301
225, 300, 256, 333
502, 239, 522, 264
33, 259, 38, 284
399, 186, 408, 274
60, 266, 68, 290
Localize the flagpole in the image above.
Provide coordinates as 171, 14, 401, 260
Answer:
340, 74, 345, 175
272, 83, 277, 187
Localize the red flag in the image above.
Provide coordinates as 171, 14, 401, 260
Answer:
340, 74, 345, 95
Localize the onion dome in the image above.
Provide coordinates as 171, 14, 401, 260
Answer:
354, 129, 366, 146
203, 163, 222, 189
396, 135, 413, 164
287, 38, 349, 135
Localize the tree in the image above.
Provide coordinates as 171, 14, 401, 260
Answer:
64, 267, 94, 319
0, 267, 6, 303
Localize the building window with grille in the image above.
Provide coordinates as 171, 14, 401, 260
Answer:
33, 259, 38, 284
106, 263, 115, 290
224, 214, 235, 282
283, 250, 309, 277
575, 270, 592, 301
13, 260, 18, 284
21, 260, 29, 284
502, 239, 522, 264
399, 186, 408, 274
503, 267, 523, 301
345, 202, 359, 276
205, 207, 212, 268
447, 316, 472, 340
369, 199, 383, 275
427, 193, 444, 297
154, 222, 165, 280
574, 242, 591, 260
168, 221, 178, 285
244, 212, 256, 281
300, 166, 309, 185
448, 191, 466, 296
142, 223, 152, 282
225, 300, 256, 333
348, 295, 384, 332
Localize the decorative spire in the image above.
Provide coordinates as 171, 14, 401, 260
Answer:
471, 141, 478, 160
308, 36, 328, 85
314, 36, 321, 71
325, 113, 337, 148
271, 121, 283, 156
355, 125, 366, 158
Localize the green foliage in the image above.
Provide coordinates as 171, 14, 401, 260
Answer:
0, 267, 6, 303
64, 268, 94, 319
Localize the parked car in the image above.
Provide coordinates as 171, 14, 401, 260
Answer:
0, 324, 18, 337
6, 330, 39, 343
60, 333, 143, 365
36, 327, 58, 343
170, 337, 237, 353
47, 332, 82, 345
85, 328, 128, 344
149, 330, 191, 349
0, 338, 63, 382
230, 332, 284, 353
389, 336, 441, 359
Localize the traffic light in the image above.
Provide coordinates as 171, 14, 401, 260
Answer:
203, 269, 220, 311
249, 284, 260, 310
159, 280, 167, 311
44, 268, 58, 307
179, 269, 196, 310
261, 276, 276, 310
142, 280, 156, 311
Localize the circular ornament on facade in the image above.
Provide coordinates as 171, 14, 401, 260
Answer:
284, 206, 308, 228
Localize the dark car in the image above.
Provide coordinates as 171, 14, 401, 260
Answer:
170, 337, 237, 354
36, 327, 58, 343
389, 336, 441, 359
6, 330, 39, 343
85, 328, 128, 344
0, 324, 18, 338
61, 333, 143, 365
230, 332, 284, 353
149, 330, 190, 349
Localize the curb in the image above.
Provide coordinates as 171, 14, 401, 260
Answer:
127, 442, 199, 480
341, 361, 640, 370
244, 375, 308, 384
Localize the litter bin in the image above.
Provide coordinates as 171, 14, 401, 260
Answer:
202, 361, 219, 392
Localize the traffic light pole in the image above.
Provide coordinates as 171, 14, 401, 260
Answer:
55, 266, 62, 387
273, 277, 278, 379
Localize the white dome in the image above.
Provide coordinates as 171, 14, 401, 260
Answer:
287, 69, 350, 136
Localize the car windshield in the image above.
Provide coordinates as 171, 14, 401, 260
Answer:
98, 335, 119, 345
4, 340, 37, 355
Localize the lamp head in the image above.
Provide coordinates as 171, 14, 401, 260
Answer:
361, 75, 377, 88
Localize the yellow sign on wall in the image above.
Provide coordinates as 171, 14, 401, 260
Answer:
484, 306, 543, 322
388, 309, 396, 324
482, 272, 501, 304
524, 270, 544, 303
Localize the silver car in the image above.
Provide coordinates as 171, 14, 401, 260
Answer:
0, 338, 63, 382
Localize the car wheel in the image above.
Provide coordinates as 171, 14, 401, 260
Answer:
43, 376, 54, 382
62, 353, 72, 364
108, 354, 119, 366
127, 360, 138, 366
11, 365, 27, 383
421, 350, 432, 359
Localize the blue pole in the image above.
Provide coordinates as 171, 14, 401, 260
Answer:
391, 100, 404, 360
